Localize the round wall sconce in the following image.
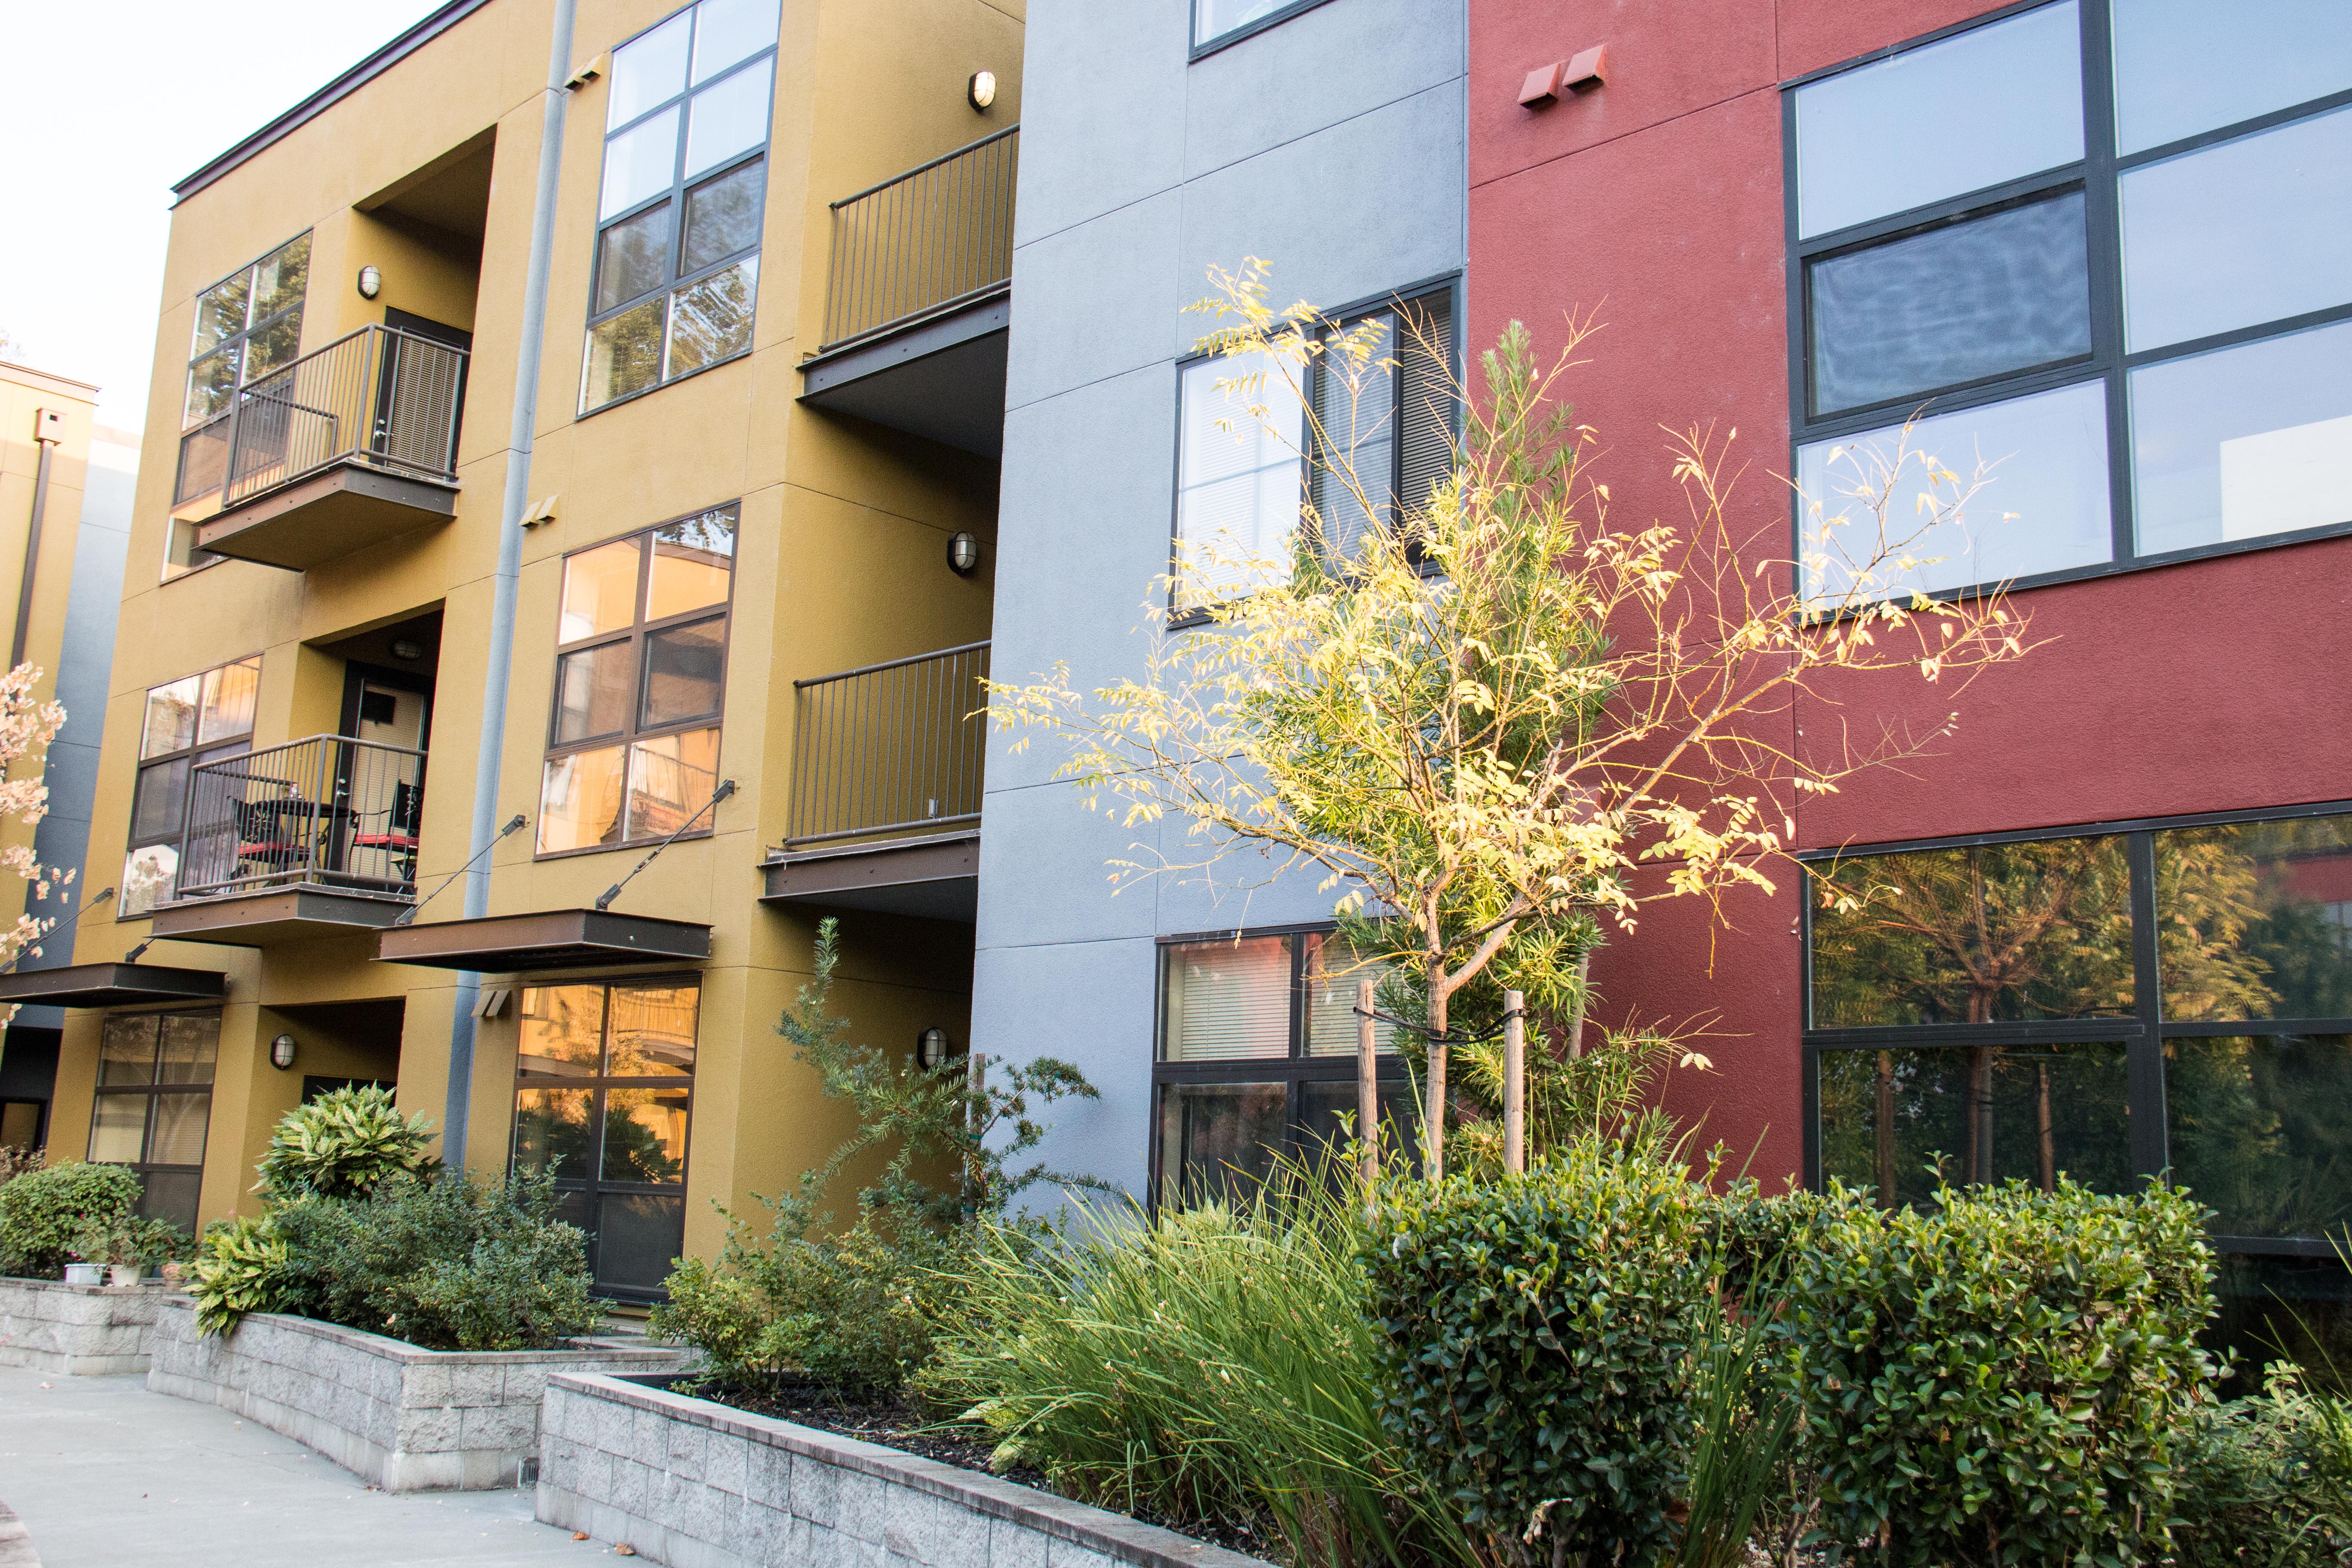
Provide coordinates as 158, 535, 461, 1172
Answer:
390, 637, 425, 661
356, 265, 383, 300
968, 70, 996, 111
270, 1033, 299, 1070
946, 531, 982, 576
917, 1027, 952, 1069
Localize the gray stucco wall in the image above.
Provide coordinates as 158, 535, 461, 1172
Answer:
973, 0, 1467, 1195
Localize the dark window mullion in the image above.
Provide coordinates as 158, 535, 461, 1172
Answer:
2119, 300, 2352, 373
2112, 83, 2352, 173
1796, 358, 2110, 443
2077, 0, 2135, 572
2126, 830, 2168, 1178
1791, 163, 2089, 264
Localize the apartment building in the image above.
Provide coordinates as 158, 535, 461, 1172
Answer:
0, 363, 133, 1158
965, 0, 2350, 1351
1, 0, 1021, 1298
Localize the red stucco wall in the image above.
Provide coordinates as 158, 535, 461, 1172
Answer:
1468, 0, 2352, 1184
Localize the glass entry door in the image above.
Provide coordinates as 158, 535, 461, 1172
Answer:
510, 979, 696, 1298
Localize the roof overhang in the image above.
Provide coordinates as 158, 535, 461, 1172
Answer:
150, 887, 414, 947
374, 910, 711, 972
760, 830, 978, 922
0, 962, 228, 1009
798, 290, 1008, 456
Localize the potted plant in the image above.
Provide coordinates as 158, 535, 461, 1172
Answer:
70, 1214, 163, 1286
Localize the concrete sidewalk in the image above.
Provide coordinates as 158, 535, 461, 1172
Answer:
0, 1364, 611, 1565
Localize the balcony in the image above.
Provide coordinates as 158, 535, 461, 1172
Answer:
173, 323, 465, 570
147, 735, 427, 945
798, 128, 1015, 456
760, 641, 988, 921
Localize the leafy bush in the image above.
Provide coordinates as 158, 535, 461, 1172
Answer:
2169, 1362, 2352, 1566
924, 1168, 1464, 1568
1363, 1143, 1715, 1568
71, 1211, 187, 1268
0, 1161, 143, 1278
253, 1084, 433, 1201
265, 1167, 596, 1351
191, 1213, 292, 1335
654, 1205, 954, 1395
1770, 1177, 2217, 1567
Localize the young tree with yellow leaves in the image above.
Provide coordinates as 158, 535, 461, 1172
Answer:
991, 260, 2037, 1180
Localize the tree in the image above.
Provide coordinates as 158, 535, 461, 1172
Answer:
991, 260, 2037, 1179
0, 662, 71, 1020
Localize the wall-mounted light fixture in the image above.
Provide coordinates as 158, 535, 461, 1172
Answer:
917, 1027, 952, 1069
968, 70, 996, 111
390, 637, 425, 662
270, 1033, 298, 1070
947, 531, 982, 576
356, 265, 383, 300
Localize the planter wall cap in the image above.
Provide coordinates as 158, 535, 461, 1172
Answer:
545, 1371, 1279, 1568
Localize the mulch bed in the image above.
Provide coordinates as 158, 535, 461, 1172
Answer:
692, 1381, 1285, 1562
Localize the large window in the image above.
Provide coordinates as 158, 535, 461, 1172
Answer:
580, 0, 777, 413
1153, 929, 1416, 1208
1804, 805, 2352, 1363
538, 505, 733, 854
1172, 285, 1455, 610
89, 1012, 219, 1237
123, 656, 261, 916
184, 234, 310, 429
511, 980, 697, 1297
1788, 2, 2352, 603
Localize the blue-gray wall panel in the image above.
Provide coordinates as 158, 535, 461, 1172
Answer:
1011, 0, 1191, 248
970, 934, 1160, 1200
1004, 190, 1184, 415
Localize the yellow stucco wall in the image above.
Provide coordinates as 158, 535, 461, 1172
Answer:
49, 0, 1021, 1273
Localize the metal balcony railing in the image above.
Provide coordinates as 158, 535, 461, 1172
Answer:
820, 126, 1017, 351
785, 642, 989, 849
173, 735, 427, 902
173, 323, 466, 509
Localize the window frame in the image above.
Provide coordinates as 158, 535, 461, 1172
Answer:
536, 505, 736, 860
1167, 273, 1462, 626
508, 974, 699, 1302
1148, 922, 1417, 1211
182, 232, 312, 432
1781, 0, 2352, 600
120, 655, 263, 919
86, 1009, 220, 1236
579, 0, 776, 416
1188, 0, 1340, 59
1798, 795, 2352, 1261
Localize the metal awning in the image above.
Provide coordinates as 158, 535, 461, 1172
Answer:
759, 829, 978, 922
0, 962, 228, 1009
374, 910, 710, 972
150, 887, 414, 947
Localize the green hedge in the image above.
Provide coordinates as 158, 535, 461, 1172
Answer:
1769, 1178, 2217, 1566
0, 1162, 144, 1278
1364, 1144, 1713, 1567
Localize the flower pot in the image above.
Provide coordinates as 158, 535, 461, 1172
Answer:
63, 1263, 103, 1285
109, 1264, 147, 1286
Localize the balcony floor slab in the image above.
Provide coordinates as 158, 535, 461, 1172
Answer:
760, 829, 979, 922
194, 462, 457, 571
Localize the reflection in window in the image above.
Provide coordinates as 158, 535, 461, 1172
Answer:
2156, 817, 2352, 1022
510, 980, 698, 1298
1157, 1081, 1286, 1209
1818, 1040, 2132, 1205
86, 1012, 220, 1237
2129, 319, 2352, 557
123, 656, 260, 916
184, 233, 310, 428
582, 0, 776, 410
1810, 837, 2135, 1027
540, 507, 733, 854
2167, 1035, 2352, 1240
2112, 0, 2352, 155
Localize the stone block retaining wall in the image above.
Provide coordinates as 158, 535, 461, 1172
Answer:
147, 1298, 689, 1491
0, 1277, 164, 1375
537, 1372, 1276, 1568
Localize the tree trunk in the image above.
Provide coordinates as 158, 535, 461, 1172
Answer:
1563, 946, 1592, 1061
1964, 1046, 1993, 1188
1424, 966, 1449, 1184
2036, 1063, 2055, 1194
1874, 1050, 1896, 1206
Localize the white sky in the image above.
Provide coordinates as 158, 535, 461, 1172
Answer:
1, 0, 450, 431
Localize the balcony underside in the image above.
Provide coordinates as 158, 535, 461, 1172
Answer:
798, 290, 1008, 456
0, 962, 227, 1009
375, 909, 712, 972
760, 830, 978, 922
194, 461, 458, 571
150, 886, 414, 947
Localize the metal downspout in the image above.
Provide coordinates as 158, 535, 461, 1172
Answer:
442, 0, 576, 1164
12, 415, 61, 670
